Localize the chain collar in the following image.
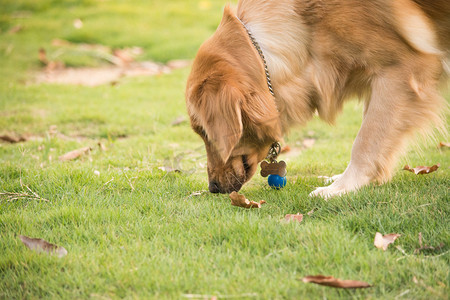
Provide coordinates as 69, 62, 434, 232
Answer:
237, 17, 282, 164
237, 17, 275, 99
266, 142, 281, 162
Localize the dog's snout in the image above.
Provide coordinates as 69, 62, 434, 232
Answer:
209, 180, 221, 193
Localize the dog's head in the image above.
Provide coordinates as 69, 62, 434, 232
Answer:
185, 6, 281, 193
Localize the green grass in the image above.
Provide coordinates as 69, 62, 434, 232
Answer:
0, 1, 449, 299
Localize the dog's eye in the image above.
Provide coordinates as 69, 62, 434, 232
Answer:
242, 155, 251, 174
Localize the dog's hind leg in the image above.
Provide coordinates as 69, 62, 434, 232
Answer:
310, 57, 445, 198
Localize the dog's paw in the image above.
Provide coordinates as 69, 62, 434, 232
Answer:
310, 165, 373, 199
310, 171, 371, 199
309, 184, 347, 199
318, 174, 342, 184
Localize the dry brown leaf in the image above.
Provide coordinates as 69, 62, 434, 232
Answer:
171, 116, 187, 126
302, 275, 371, 289
20, 235, 67, 257
166, 59, 192, 70
8, 25, 23, 34
402, 164, 440, 175
283, 213, 303, 223
280, 145, 291, 154
113, 49, 134, 65
45, 61, 65, 72
307, 208, 315, 216
112, 47, 143, 65
0, 134, 27, 143
439, 142, 450, 148
229, 191, 266, 209
38, 48, 48, 65
58, 147, 91, 161
302, 138, 316, 149
374, 232, 401, 251
97, 142, 107, 151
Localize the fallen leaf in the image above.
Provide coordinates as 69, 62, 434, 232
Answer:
403, 164, 440, 175
229, 191, 266, 209
0, 134, 27, 143
113, 49, 134, 65
73, 18, 83, 29
45, 61, 65, 72
302, 275, 371, 289
280, 145, 291, 153
166, 59, 192, 69
20, 235, 67, 257
439, 142, 450, 148
283, 213, 303, 223
58, 147, 91, 161
171, 116, 187, 126
307, 208, 315, 216
38, 48, 48, 65
374, 232, 401, 251
302, 138, 316, 149
158, 166, 181, 173
8, 25, 23, 34
97, 142, 107, 151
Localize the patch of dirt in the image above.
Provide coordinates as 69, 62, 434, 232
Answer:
35, 60, 190, 86
34, 39, 191, 86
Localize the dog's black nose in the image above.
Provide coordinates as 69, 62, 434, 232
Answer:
209, 180, 221, 193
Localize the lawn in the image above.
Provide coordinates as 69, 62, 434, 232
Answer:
0, 0, 449, 299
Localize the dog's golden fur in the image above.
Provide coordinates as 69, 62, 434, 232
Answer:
186, 0, 449, 196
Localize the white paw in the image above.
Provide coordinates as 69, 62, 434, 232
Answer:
310, 171, 370, 199
309, 183, 347, 199
318, 174, 343, 184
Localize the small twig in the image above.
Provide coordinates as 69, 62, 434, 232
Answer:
1, 179, 50, 203
395, 246, 409, 257
401, 203, 432, 215
423, 249, 449, 259
123, 173, 136, 191
395, 289, 410, 299
96, 177, 115, 195
0, 191, 49, 203
103, 177, 115, 187
24, 184, 42, 199
186, 190, 208, 199
396, 246, 449, 261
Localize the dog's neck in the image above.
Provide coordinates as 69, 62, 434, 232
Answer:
236, 17, 275, 100
237, 16, 283, 152
236, 1, 315, 132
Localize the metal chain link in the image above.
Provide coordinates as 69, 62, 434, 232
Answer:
266, 142, 281, 162
237, 18, 275, 99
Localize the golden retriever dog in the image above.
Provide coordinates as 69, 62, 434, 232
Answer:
185, 0, 449, 197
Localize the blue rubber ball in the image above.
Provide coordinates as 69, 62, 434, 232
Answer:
268, 174, 287, 189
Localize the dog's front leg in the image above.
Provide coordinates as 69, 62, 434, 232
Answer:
310, 64, 442, 198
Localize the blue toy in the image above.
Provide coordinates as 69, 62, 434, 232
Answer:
268, 174, 287, 189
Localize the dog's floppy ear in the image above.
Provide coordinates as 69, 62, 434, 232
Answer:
242, 91, 282, 143
189, 81, 243, 162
